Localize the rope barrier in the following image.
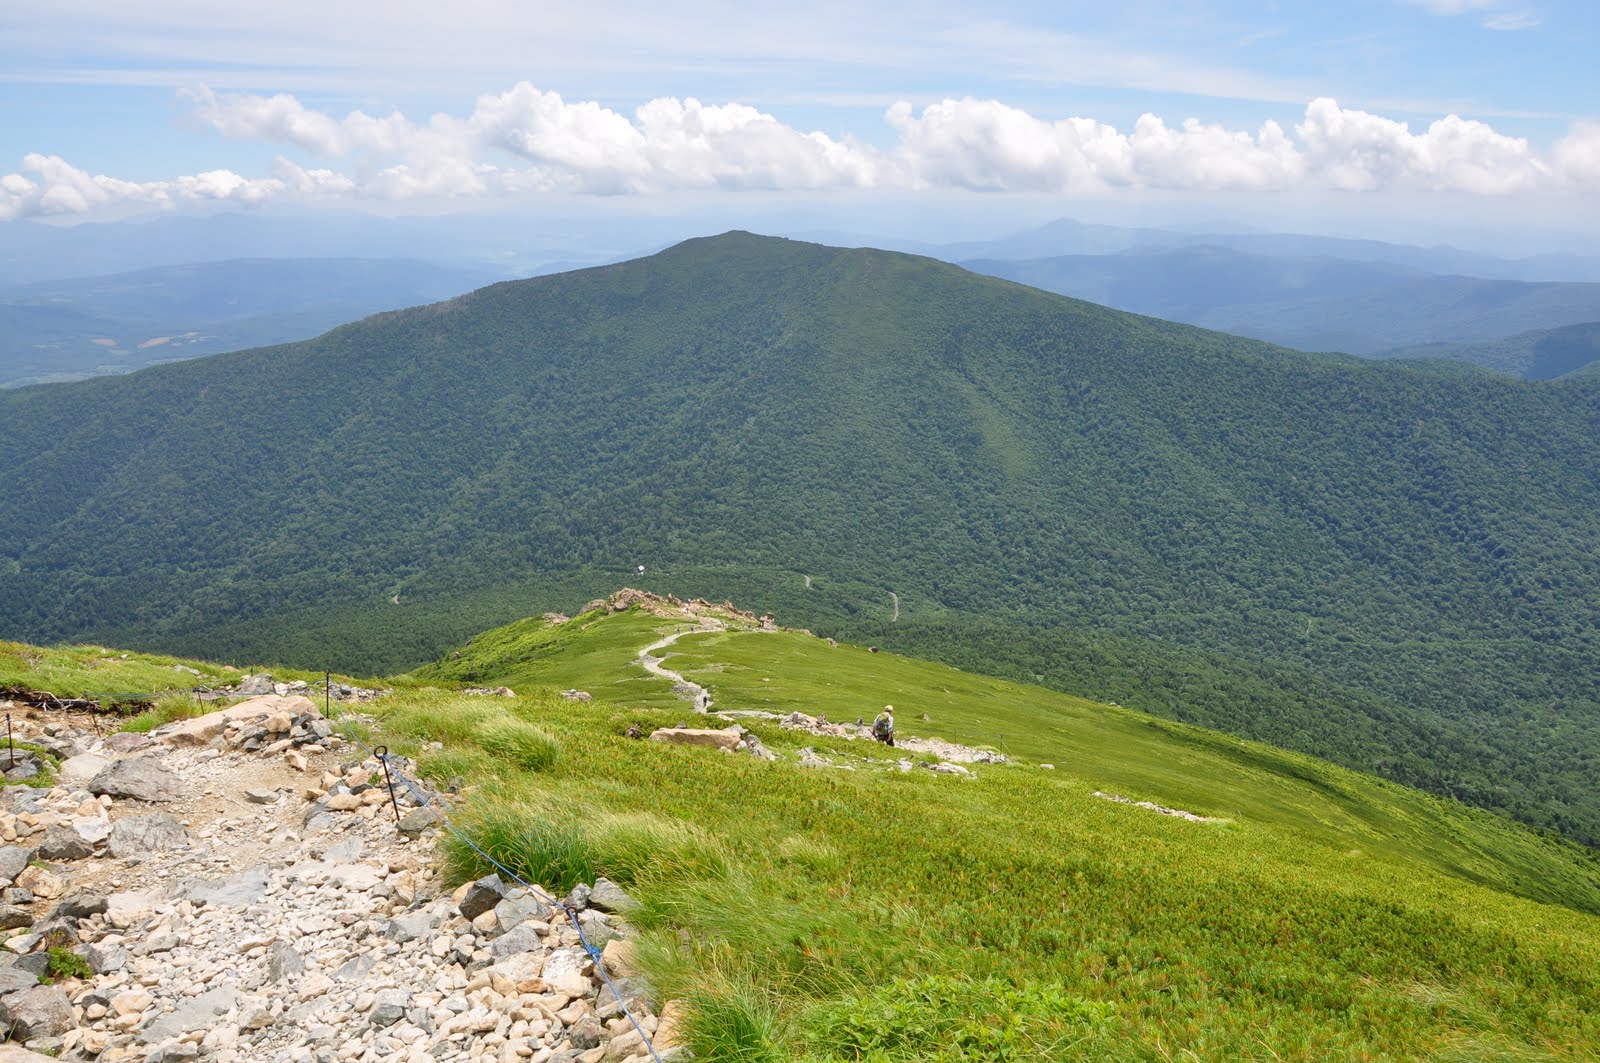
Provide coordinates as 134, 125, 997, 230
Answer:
322, 692, 666, 1063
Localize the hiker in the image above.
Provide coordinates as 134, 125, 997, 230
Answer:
872, 705, 896, 747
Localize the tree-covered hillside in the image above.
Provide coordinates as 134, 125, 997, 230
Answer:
3, 231, 1600, 843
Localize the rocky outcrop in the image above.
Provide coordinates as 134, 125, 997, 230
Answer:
648, 725, 774, 760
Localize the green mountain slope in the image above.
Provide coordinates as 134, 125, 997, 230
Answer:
3, 232, 1600, 846
404, 603, 1600, 1059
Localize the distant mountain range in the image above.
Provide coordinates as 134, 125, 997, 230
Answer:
961, 246, 1600, 365
0, 258, 505, 387
4, 232, 1600, 848
804, 215, 1600, 282
10, 214, 1600, 387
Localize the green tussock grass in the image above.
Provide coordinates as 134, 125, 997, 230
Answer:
117, 693, 211, 733
395, 605, 1600, 1060
439, 798, 731, 896
473, 718, 562, 772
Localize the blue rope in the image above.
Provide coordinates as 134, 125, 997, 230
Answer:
324, 696, 666, 1063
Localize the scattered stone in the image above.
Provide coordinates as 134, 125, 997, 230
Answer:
48, 891, 108, 921
457, 875, 507, 921
185, 864, 270, 907
0, 964, 38, 995
0, 754, 42, 783
267, 942, 304, 983
234, 675, 275, 696
1092, 791, 1223, 823
588, 878, 639, 915
0, 686, 675, 1063
564, 883, 592, 912
138, 986, 238, 1043
397, 807, 435, 836
600, 939, 639, 978
102, 732, 151, 754
56, 753, 111, 787
14, 866, 64, 899
386, 911, 434, 944
370, 988, 410, 1027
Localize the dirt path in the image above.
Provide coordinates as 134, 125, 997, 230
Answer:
638, 619, 726, 712
889, 591, 899, 622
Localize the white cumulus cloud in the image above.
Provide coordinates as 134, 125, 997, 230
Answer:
1296, 97, 1547, 193
1553, 122, 1600, 184
0, 153, 285, 220
0, 86, 1591, 221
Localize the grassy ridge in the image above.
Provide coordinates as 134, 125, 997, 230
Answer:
8, 615, 1600, 1058
399, 606, 1600, 1059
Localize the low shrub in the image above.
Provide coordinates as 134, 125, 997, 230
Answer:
44, 947, 92, 983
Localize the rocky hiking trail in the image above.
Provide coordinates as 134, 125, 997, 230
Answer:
0, 693, 682, 1063
596, 590, 1007, 776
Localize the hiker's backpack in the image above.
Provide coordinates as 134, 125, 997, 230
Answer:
873, 716, 891, 738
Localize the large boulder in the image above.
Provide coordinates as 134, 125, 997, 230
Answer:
89, 757, 183, 802
156, 694, 319, 746
56, 753, 110, 788
648, 727, 742, 751
0, 984, 75, 1039
457, 875, 507, 921
107, 813, 188, 858
184, 865, 269, 908
0, 845, 32, 886
35, 824, 94, 861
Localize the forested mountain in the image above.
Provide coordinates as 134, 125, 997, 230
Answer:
966, 247, 1600, 361
3, 232, 1600, 843
1382, 321, 1600, 379
0, 258, 504, 387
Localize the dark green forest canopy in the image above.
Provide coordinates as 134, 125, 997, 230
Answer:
3, 231, 1600, 842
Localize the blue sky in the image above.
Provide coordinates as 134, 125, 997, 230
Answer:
2, 1, 1597, 246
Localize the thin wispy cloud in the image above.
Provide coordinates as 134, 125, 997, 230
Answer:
1399, 0, 1498, 12
1482, 11, 1541, 29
